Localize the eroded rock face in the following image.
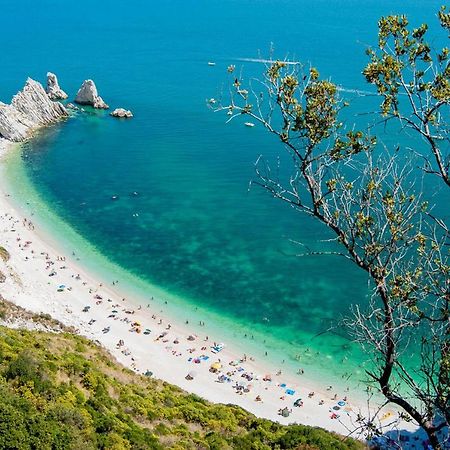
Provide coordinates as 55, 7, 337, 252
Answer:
110, 108, 133, 118
0, 78, 68, 142
74, 79, 109, 109
46, 72, 68, 100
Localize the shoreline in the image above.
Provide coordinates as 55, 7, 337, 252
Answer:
0, 138, 415, 438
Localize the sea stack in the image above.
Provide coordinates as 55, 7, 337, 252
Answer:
74, 79, 109, 109
46, 72, 68, 100
0, 78, 68, 142
110, 108, 133, 118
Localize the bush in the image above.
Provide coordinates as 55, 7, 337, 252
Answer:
4, 350, 51, 393
0, 403, 30, 449
0, 326, 365, 450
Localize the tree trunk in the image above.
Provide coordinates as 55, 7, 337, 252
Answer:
425, 426, 442, 450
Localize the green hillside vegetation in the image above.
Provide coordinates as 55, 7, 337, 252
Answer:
0, 302, 365, 450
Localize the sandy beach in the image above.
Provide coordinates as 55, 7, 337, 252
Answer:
0, 138, 417, 440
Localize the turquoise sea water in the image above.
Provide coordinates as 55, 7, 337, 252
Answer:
1, 1, 446, 388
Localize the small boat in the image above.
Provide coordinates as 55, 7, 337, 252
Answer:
111, 195, 119, 200
244, 122, 255, 127
207, 62, 216, 66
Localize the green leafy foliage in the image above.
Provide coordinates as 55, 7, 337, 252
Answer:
0, 326, 364, 449
363, 11, 450, 114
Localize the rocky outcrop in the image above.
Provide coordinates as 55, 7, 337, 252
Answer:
74, 79, 109, 109
0, 78, 68, 142
110, 108, 133, 118
46, 72, 68, 100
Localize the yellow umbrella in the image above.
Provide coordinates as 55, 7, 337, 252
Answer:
210, 362, 222, 370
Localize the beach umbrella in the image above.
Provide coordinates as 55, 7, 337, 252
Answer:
210, 362, 222, 370
188, 370, 197, 378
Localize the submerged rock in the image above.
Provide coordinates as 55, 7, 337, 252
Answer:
75, 79, 109, 109
46, 72, 68, 100
110, 108, 133, 118
0, 78, 68, 142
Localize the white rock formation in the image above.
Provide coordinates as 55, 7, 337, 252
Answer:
46, 72, 68, 100
110, 108, 133, 118
74, 79, 109, 109
0, 78, 68, 142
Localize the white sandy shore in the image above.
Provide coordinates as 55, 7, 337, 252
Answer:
0, 137, 417, 441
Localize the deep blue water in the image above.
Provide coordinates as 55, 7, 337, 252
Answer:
1, 0, 446, 381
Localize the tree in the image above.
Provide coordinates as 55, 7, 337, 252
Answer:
214, 8, 449, 449
364, 7, 450, 187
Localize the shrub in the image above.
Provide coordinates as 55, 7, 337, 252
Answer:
4, 350, 52, 393
0, 326, 365, 450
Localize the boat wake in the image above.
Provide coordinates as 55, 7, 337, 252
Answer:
234, 58, 377, 96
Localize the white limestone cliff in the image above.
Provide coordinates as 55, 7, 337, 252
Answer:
74, 79, 109, 109
46, 72, 68, 100
0, 78, 68, 142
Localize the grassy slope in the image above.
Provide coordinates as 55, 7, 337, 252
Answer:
0, 301, 365, 450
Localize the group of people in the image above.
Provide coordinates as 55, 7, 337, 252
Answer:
2, 206, 357, 433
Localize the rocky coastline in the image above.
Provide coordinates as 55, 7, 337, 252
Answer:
0, 78, 68, 142
0, 74, 133, 145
